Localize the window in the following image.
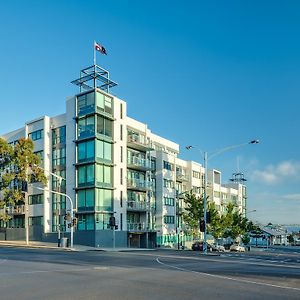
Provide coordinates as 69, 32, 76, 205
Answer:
163, 161, 173, 171
95, 188, 113, 211
97, 116, 112, 138
28, 129, 43, 141
78, 116, 95, 139
163, 179, 174, 189
77, 92, 95, 116
120, 103, 123, 119
29, 216, 43, 226
96, 164, 112, 186
78, 164, 95, 186
96, 92, 113, 115
192, 186, 201, 194
78, 214, 95, 231
52, 126, 66, 145
120, 146, 123, 163
96, 140, 112, 161
78, 140, 95, 162
164, 215, 175, 224
77, 189, 94, 211
120, 191, 123, 207
28, 194, 43, 205
120, 125, 123, 140
95, 213, 110, 230
163, 197, 174, 206
193, 171, 201, 179
52, 148, 66, 167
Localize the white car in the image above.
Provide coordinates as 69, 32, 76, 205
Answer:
230, 244, 246, 252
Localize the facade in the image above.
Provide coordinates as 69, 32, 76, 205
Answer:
0, 64, 246, 248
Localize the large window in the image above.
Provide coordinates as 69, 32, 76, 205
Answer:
52, 126, 66, 145
96, 164, 112, 186
78, 140, 95, 162
95, 188, 113, 211
78, 214, 95, 231
164, 215, 175, 224
78, 164, 95, 186
96, 92, 113, 115
77, 92, 95, 116
97, 116, 112, 138
29, 216, 43, 226
163, 161, 173, 171
78, 116, 95, 139
96, 140, 112, 161
52, 148, 66, 167
28, 129, 43, 141
95, 213, 110, 230
163, 197, 174, 206
28, 194, 44, 205
164, 179, 174, 189
77, 189, 94, 211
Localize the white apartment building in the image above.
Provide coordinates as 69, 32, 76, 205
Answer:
0, 64, 246, 248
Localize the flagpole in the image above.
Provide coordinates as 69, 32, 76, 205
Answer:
93, 40, 96, 89
93, 40, 96, 66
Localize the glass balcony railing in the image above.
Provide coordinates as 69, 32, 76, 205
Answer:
127, 157, 151, 169
127, 201, 150, 211
127, 222, 156, 231
176, 172, 189, 182
127, 134, 153, 150
127, 178, 152, 190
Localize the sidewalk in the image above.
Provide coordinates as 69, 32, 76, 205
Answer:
0, 240, 156, 252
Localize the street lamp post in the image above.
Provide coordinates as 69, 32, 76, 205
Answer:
186, 140, 259, 255
33, 186, 74, 248
30, 165, 75, 248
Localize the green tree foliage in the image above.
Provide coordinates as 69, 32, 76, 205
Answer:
182, 191, 204, 237
0, 138, 47, 222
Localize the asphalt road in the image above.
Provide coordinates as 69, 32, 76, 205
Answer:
0, 247, 299, 300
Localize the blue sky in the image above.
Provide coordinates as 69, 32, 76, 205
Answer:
1, 0, 299, 224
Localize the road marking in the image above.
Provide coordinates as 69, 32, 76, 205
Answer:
123, 252, 300, 269
156, 257, 300, 292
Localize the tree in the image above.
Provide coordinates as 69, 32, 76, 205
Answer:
182, 191, 204, 237
0, 138, 47, 224
206, 202, 224, 240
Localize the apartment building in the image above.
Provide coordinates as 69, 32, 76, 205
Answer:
0, 64, 246, 248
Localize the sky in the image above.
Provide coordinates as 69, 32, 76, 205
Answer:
0, 0, 299, 225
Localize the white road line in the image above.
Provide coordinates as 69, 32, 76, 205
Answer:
124, 252, 300, 269
156, 257, 300, 292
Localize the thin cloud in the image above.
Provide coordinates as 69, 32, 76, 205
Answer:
283, 194, 300, 201
250, 160, 300, 185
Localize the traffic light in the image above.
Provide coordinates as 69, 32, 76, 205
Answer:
200, 219, 205, 232
109, 216, 116, 227
72, 218, 77, 227
206, 211, 211, 224
64, 212, 71, 221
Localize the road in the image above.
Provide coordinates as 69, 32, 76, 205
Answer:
0, 247, 299, 300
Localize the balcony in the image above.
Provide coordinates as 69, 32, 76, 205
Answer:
127, 134, 153, 152
127, 222, 156, 232
127, 178, 152, 191
176, 172, 189, 182
5, 205, 25, 215
127, 157, 152, 171
127, 201, 150, 211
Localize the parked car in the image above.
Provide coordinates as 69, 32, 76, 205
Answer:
192, 242, 225, 252
229, 244, 246, 252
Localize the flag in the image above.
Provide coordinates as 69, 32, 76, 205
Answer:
95, 42, 107, 55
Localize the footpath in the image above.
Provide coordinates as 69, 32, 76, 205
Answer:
0, 240, 155, 252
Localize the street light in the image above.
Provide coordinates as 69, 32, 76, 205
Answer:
186, 139, 259, 254
29, 165, 75, 248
